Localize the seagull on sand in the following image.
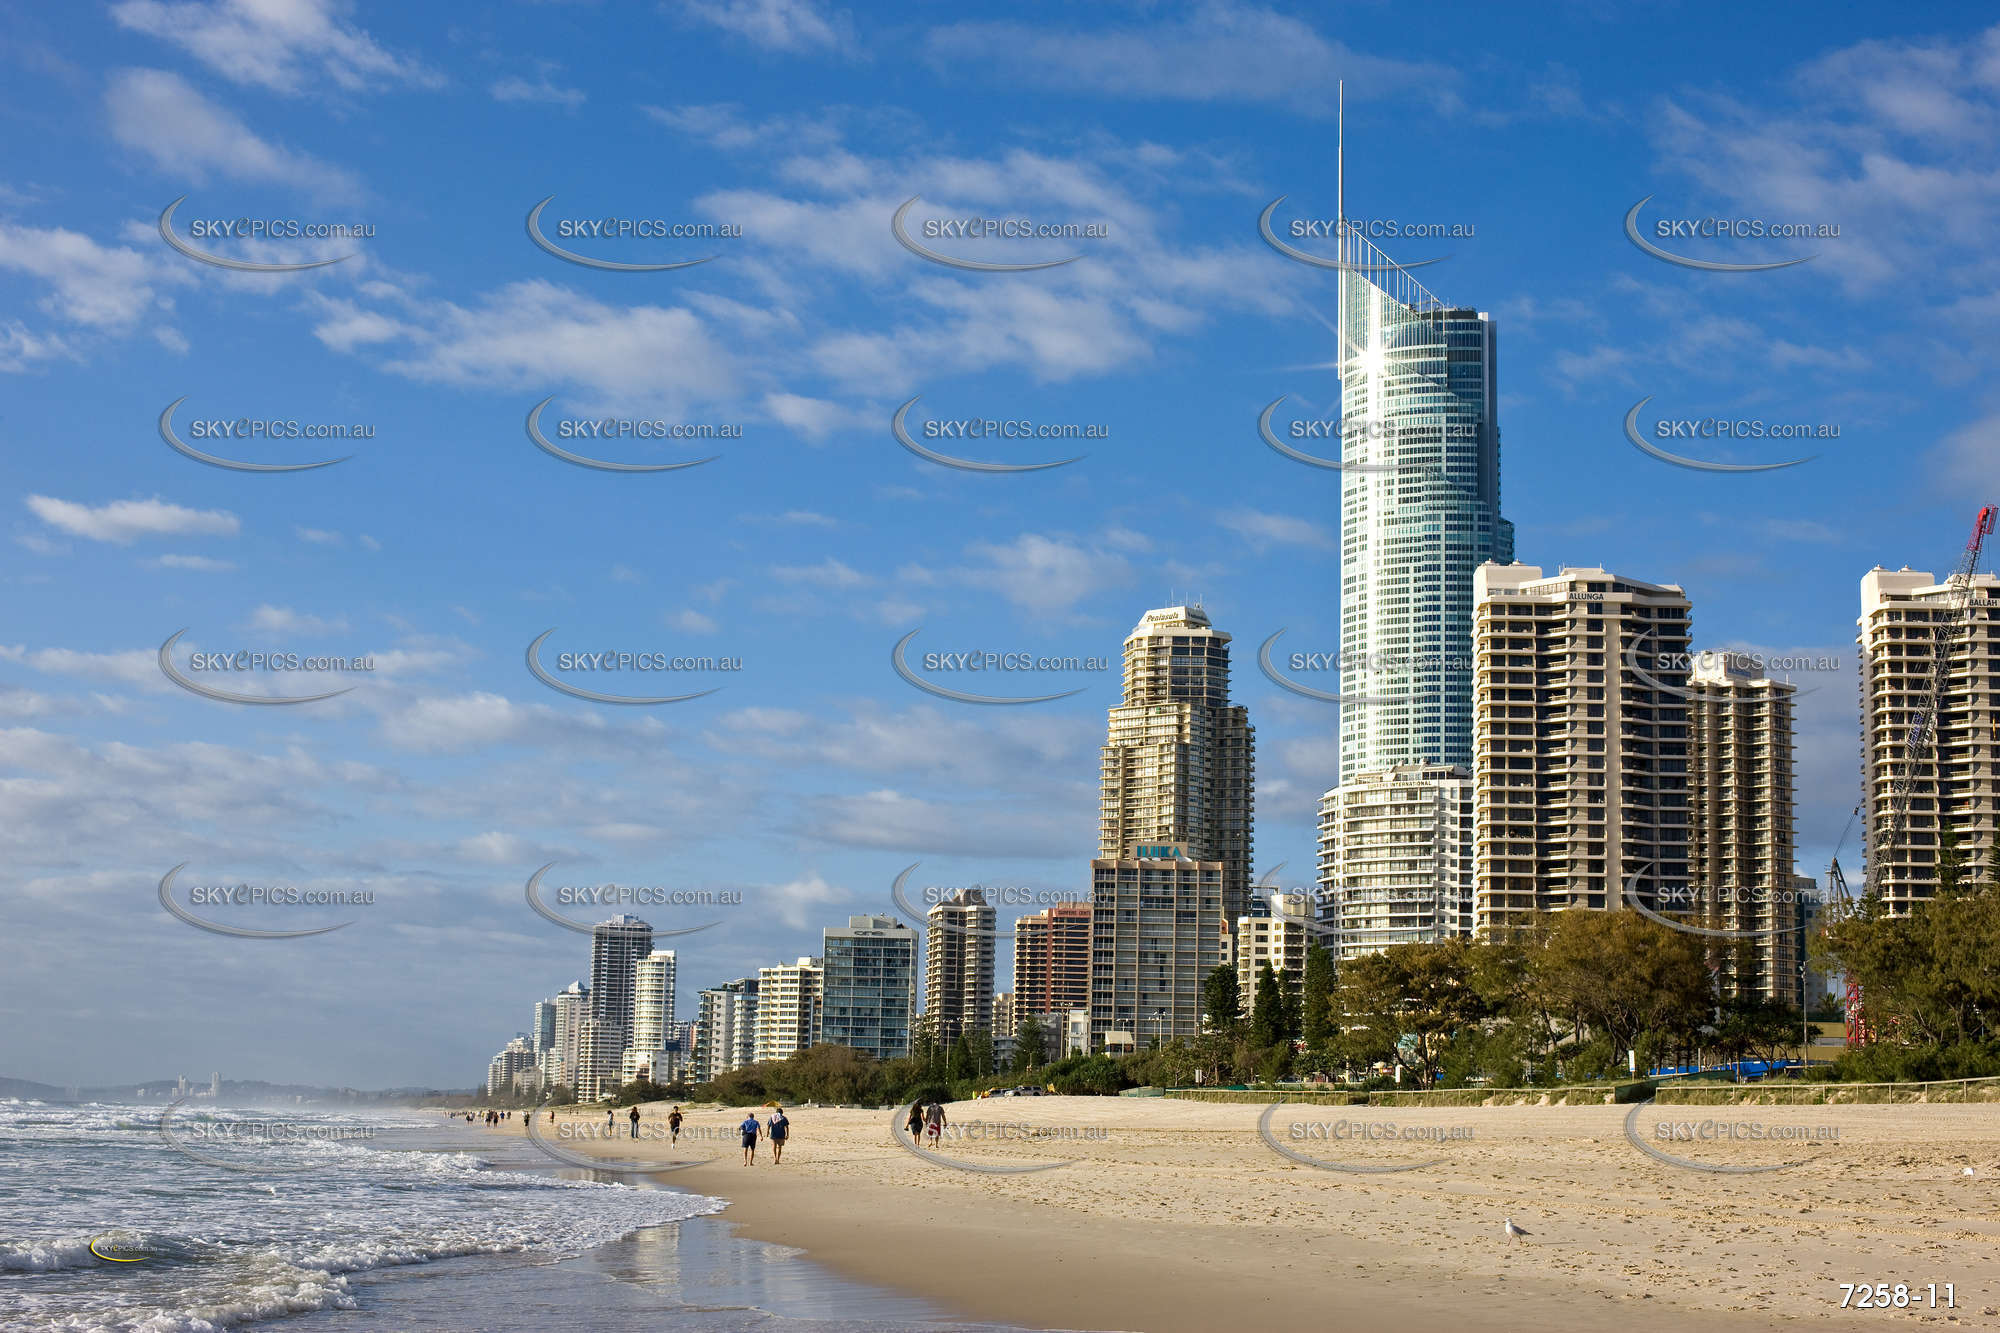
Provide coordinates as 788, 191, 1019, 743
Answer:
1504, 1217, 1531, 1243
1962, 1167, 1976, 1182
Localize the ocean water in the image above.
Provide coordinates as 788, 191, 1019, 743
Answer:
0, 1101, 1037, 1332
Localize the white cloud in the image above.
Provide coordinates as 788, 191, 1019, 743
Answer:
0, 322, 79, 372
491, 73, 585, 109
952, 534, 1129, 614
1220, 508, 1334, 551
8, 647, 164, 689
247, 605, 348, 634
767, 871, 849, 928
110, 0, 442, 96
295, 526, 344, 545
671, 609, 719, 634
0, 222, 177, 331
772, 557, 870, 589
105, 68, 363, 197
678, 0, 852, 54
312, 279, 736, 411
643, 103, 845, 153
26, 494, 238, 544
1932, 410, 2000, 494
920, 4, 1459, 116
149, 553, 236, 571
764, 391, 859, 439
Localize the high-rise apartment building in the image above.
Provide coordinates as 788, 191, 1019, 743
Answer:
1089, 851, 1225, 1051
1098, 605, 1256, 922
1013, 902, 1091, 1016
1235, 891, 1313, 1016
1858, 568, 2000, 912
620, 949, 678, 1085
755, 957, 822, 1063
1686, 653, 1799, 1004
691, 977, 758, 1084
589, 915, 654, 1036
530, 999, 557, 1060
1317, 764, 1475, 959
1472, 564, 1692, 934
486, 1036, 536, 1097
820, 915, 918, 1061
924, 888, 996, 1048
540, 981, 589, 1091
1336, 230, 1513, 787
573, 1018, 627, 1102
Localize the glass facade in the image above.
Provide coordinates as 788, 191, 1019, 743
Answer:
1337, 228, 1513, 785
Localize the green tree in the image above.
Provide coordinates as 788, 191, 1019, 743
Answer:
910, 1022, 941, 1075
1202, 963, 1241, 1031
1937, 824, 1969, 897
1250, 963, 1287, 1047
1520, 909, 1709, 1066
964, 1028, 995, 1079
1712, 998, 1800, 1071
1300, 943, 1336, 1047
787, 1044, 882, 1105
1011, 1014, 1046, 1075
1333, 936, 1493, 1088
946, 1032, 974, 1082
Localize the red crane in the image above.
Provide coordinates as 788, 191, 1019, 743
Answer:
1842, 504, 1997, 1045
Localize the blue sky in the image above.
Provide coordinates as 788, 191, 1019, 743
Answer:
4, 0, 1997, 1088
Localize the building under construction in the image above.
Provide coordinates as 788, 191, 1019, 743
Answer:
1857, 564, 2000, 912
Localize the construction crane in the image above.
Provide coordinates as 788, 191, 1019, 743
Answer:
1841, 503, 1998, 1045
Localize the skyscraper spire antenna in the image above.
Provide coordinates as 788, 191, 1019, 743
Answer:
1336, 79, 1344, 247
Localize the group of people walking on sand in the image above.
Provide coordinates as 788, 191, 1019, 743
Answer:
736, 1104, 790, 1164
904, 1098, 947, 1145
460, 1096, 957, 1162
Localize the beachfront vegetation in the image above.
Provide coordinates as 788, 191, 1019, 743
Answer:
1816, 844, 2000, 1081
653, 884, 2000, 1107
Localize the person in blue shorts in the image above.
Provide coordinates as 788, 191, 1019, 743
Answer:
767, 1105, 791, 1164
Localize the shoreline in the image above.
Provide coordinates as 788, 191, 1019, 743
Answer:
524, 1096, 2000, 1331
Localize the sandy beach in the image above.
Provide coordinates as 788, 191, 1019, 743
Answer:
524, 1095, 2000, 1332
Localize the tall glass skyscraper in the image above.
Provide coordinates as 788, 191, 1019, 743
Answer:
1336, 229, 1513, 785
